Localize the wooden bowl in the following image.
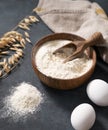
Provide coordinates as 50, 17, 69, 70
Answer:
31, 33, 96, 90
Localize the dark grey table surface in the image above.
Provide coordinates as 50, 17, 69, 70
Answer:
0, 0, 108, 130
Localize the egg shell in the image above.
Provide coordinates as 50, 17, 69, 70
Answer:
87, 79, 108, 106
71, 103, 96, 130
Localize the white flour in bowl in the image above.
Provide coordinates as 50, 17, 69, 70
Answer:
35, 40, 93, 79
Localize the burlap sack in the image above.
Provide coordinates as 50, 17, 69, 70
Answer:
34, 0, 108, 63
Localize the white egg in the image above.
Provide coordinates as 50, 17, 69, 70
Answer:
71, 103, 96, 130
87, 79, 108, 106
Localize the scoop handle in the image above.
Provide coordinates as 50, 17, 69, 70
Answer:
84, 32, 104, 49
63, 32, 104, 63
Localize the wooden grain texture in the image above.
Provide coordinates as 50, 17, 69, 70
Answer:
31, 33, 96, 90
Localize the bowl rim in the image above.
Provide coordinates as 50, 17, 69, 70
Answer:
31, 33, 96, 81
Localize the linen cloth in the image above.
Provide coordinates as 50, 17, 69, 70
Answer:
34, 0, 108, 63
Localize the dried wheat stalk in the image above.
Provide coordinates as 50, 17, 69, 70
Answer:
0, 31, 25, 78
0, 15, 39, 78
18, 15, 39, 30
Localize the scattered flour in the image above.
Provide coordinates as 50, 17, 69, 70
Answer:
36, 40, 93, 79
0, 82, 43, 122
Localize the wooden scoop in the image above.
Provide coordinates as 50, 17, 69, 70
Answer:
53, 32, 104, 63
